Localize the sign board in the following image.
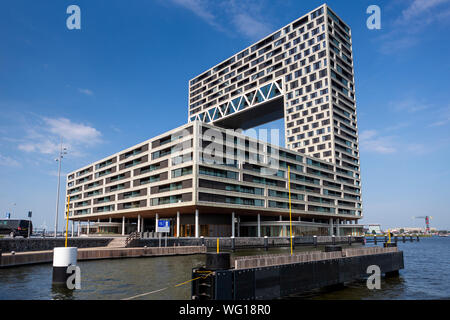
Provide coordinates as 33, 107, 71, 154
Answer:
156, 220, 170, 233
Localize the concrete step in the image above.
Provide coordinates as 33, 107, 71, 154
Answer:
106, 237, 128, 248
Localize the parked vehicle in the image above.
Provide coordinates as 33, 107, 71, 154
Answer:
0, 219, 33, 238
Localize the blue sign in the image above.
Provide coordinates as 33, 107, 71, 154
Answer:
156, 220, 170, 232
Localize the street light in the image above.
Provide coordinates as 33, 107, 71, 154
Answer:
8, 203, 16, 219
54, 138, 67, 238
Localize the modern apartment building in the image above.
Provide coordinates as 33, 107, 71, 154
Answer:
188, 4, 359, 169
67, 122, 362, 237
66, 4, 363, 237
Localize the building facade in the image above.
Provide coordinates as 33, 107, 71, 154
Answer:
67, 122, 362, 237
66, 4, 363, 237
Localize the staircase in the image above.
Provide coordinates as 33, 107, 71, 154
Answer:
125, 231, 141, 247
106, 236, 128, 248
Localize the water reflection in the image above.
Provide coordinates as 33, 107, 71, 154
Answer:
51, 285, 74, 300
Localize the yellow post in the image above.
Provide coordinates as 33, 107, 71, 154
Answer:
288, 166, 293, 256
388, 229, 391, 243
217, 238, 219, 253
65, 195, 70, 247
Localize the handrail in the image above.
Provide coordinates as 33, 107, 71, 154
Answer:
125, 231, 141, 247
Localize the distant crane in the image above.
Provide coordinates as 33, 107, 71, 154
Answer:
412, 216, 433, 234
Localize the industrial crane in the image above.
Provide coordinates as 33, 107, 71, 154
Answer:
412, 216, 433, 234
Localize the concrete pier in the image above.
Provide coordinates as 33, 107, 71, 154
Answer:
192, 246, 404, 300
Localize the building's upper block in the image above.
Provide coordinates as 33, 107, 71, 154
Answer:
187, 4, 351, 120
186, 4, 358, 164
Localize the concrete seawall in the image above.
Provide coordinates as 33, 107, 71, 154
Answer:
131, 236, 363, 248
0, 236, 362, 253
0, 238, 113, 253
0, 246, 206, 268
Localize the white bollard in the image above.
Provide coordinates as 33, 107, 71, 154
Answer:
52, 247, 78, 285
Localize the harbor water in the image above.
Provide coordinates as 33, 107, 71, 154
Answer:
0, 237, 448, 300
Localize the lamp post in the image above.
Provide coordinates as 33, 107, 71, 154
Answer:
54, 138, 67, 238
8, 203, 16, 219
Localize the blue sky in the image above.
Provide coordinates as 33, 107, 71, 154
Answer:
0, 0, 449, 231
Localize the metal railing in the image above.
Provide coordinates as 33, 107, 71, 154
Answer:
125, 231, 141, 247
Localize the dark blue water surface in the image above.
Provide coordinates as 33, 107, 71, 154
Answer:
0, 237, 448, 300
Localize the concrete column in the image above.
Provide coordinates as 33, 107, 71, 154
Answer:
176, 211, 180, 238
329, 218, 333, 236
122, 216, 125, 235
232, 212, 235, 238
71, 221, 74, 237
195, 209, 199, 238
336, 218, 340, 236
87, 220, 90, 235
237, 216, 240, 237
155, 213, 159, 233
77, 222, 80, 237
279, 215, 282, 221
109, 217, 112, 223
141, 217, 145, 232
137, 214, 141, 233
257, 214, 261, 237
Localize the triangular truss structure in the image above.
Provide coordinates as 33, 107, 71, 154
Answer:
189, 80, 283, 123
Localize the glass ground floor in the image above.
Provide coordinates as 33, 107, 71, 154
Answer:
74, 214, 363, 237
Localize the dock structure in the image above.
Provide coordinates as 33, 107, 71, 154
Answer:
364, 235, 420, 244
191, 246, 404, 300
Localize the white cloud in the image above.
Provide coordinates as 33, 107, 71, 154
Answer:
406, 143, 428, 155
359, 130, 396, 154
389, 98, 430, 113
384, 122, 411, 132
231, 12, 272, 40
359, 128, 436, 155
17, 116, 102, 157
0, 154, 20, 167
379, 0, 450, 53
429, 106, 450, 127
399, 0, 450, 24
170, 0, 223, 30
18, 139, 60, 155
168, 0, 271, 40
430, 119, 450, 127
78, 88, 93, 96
43, 117, 101, 145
